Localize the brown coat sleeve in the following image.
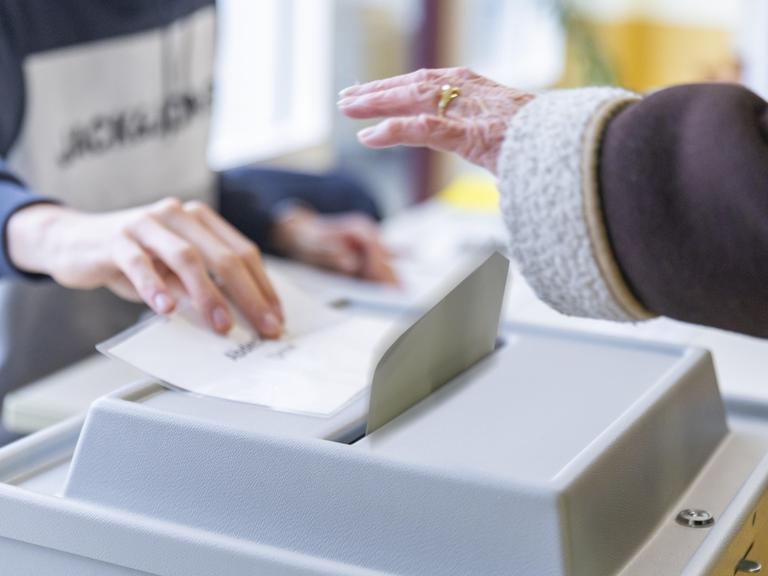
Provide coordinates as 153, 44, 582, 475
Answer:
600, 83, 768, 337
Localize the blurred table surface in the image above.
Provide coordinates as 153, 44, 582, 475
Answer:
3, 199, 767, 434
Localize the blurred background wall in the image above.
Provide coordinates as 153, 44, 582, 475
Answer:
208, 0, 761, 215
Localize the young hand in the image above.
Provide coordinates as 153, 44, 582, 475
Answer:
7, 198, 284, 338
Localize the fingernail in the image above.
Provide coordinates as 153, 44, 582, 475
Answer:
357, 126, 376, 140
212, 306, 232, 333
153, 293, 174, 314
337, 97, 354, 107
258, 312, 282, 338
338, 85, 357, 96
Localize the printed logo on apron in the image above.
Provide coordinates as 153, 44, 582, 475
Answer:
0, 6, 217, 392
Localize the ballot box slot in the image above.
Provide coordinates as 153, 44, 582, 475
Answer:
347, 337, 508, 445
112, 331, 510, 447
120, 382, 166, 403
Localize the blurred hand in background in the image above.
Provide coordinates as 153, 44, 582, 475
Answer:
271, 206, 397, 285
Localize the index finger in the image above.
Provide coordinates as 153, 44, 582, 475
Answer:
184, 202, 282, 319
339, 83, 442, 120
339, 67, 467, 98
163, 207, 282, 338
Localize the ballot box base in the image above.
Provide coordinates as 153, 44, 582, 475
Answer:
0, 323, 767, 575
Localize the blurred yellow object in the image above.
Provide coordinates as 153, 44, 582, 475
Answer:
437, 175, 500, 213
559, 0, 746, 92
564, 20, 735, 91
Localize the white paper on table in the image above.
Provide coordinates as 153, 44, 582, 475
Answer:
98, 274, 397, 417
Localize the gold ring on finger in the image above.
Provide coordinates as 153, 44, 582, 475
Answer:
437, 84, 461, 117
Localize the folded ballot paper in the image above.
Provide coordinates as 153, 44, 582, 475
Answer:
100, 252, 509, 420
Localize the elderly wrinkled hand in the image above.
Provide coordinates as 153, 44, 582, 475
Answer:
338, 67, 534, 175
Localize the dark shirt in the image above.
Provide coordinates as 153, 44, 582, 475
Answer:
0, 0, 379, 278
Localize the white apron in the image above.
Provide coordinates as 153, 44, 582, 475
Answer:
0, 6, 216, 392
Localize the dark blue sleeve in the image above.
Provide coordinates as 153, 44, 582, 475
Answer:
217, 167, 382, 254
0, 29, 56, 280
0, 162, 57, 279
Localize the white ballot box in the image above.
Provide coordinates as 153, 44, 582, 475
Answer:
1, 320, 768, 575
3, 203, 768, 575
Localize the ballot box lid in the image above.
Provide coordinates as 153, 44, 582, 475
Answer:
355, 323, 716, 485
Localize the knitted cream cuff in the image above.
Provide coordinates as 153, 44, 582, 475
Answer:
497, 88, 656, 321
